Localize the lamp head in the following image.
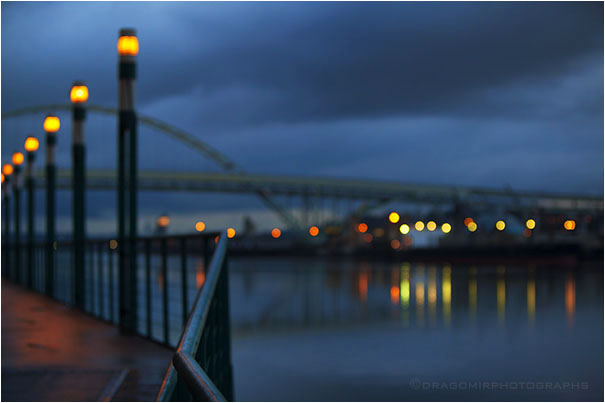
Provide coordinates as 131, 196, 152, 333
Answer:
44, 115, 60, 133
118, 28, 138, 56
12, 152, 24, 166
70, 81, 89, 103
24, 137, 40, 152
2, 163, 13, 176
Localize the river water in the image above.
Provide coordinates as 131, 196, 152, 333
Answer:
228, 257, 603, 401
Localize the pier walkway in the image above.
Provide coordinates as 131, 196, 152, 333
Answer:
1, 279, 173, 401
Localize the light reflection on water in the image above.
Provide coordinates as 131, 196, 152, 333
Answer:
229, 257, 603, 401
229, 258, 593, 331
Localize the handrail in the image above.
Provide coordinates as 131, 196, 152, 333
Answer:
156, 231, 229, 401
172, 351, 226, 402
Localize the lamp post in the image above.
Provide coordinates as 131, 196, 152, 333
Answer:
12, 152, 24, 284
118, 28, 139, 331
2, 165, 13, 278
1, 173, 5, 277
24, 137, 39, 288
44, 114, 60, 296
71, 82, 88, 309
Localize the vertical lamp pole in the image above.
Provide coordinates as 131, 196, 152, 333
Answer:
71, 82, 88, 309
118, 28, 139, 331
1, 165, 13, 278
1, 173, 5, 277
44, 115, 60, 297
24, 137, 40, 288
12, 152, 24, 284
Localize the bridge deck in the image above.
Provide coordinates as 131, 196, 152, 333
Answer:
1, 279, 173, 401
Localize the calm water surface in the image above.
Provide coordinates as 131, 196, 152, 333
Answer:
228, 257, 603, 401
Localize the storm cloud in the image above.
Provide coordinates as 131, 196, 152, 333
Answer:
1, 1, 603, 233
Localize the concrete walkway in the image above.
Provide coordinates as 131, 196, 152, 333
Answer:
1, 279, 173, 401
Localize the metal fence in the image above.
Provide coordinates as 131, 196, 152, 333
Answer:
157, 233, 233, 401
2, 232, 234, 400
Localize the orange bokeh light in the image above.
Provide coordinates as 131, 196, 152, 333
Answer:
227, 228, 236, 238
271, 228, 281, 238
390, 286, 399, 304
309, 226, 319, 237
44, 115, 60, 133
70, 85, 89, 103
156, 215, 170, 228
12, 152, 24, 166
24, 137, 39, 152
464, 217, 474, 226
2, 164, 13, 176
357, 223, 368, 233
118, 35, 139, 56
195, 221, 206, 232
390, 239, 401, 250
563, 220, 576, 231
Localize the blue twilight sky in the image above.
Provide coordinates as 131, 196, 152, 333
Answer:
1, 2, 603, 233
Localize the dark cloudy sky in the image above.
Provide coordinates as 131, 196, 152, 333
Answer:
1, 2, 603, 233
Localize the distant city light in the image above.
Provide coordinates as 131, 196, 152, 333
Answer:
156, 215, 170, 228
12, 152, 24, 166
564, 220, 576, 231
227, 228, 236, 238
415, 221, 425, 231
441, 223, 452, 233
2, 164, 13, 176
309, 226, 319, 237
195, 221, 206, 232
467, 222, 477, 232
388, 212, 400, 224
24, 137, 39, 152
426, 221, 437, 231
525, 219, 536, 230
464, 217, 474, 227
496, 220, 506, 231
399, 224, 410, 234
109, 240, 118, 249
390, 286, 399, 305
390, 239, 401, 250
271, 228, 281, 238
357, 223, 368, 233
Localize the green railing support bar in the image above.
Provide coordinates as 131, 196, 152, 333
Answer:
172, 351, 226, 402
156, 232, 228, 401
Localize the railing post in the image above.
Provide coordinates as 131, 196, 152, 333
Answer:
181, 237, 188, 326
221, 254, 234, 401
145, 239, 152, 337
161, 237, 169, 344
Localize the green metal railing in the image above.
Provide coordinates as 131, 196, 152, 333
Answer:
156, 232, 233, 401
2, 232, 232, 352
